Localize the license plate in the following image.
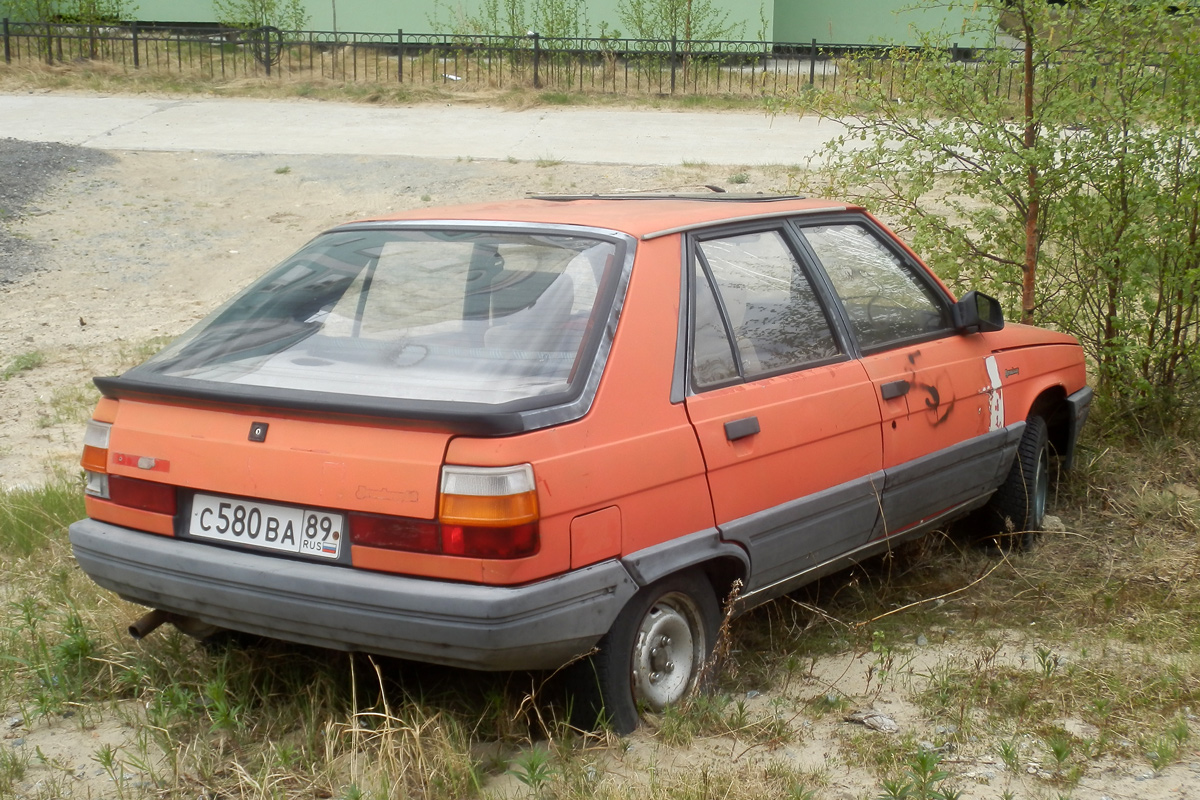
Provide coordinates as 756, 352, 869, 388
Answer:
189, 494, 344, 559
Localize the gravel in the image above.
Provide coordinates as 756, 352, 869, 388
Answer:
0, 139, 114, 284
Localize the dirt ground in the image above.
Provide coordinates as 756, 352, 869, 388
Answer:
3, 146, 1199, 799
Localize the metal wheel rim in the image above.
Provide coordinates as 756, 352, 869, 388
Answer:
1033, 443, 1050, 524
630, 591, 706, 711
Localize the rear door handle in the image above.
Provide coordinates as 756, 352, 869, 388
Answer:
881, 380, 910, 400
724, 416, 760, 441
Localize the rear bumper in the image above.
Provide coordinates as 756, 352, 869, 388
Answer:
69, 518, 638, 671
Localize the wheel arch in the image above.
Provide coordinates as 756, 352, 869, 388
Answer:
1026, 385, 1071, 463
620, 528, 749, 609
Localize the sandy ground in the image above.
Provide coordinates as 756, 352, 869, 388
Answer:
3, 147, 1199, 799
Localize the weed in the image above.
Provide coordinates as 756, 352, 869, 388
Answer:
274, 165, 292, 174
0, 746, 30, 793
877, 749, 960, 800
508, 745, 555, 790
421, 194, 432, 201
1045, 731, 1073, 772
2, 351, 44, 380
535, 155, 564, 167
728, 171, 751, 184
997, 737, 1021, 772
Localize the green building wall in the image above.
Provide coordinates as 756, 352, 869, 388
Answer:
772, 0, 992, 47
33, 0, 991, 46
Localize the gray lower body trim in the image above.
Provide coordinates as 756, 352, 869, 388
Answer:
736, 494, 990, 611
881, 423, 1023, 534
720, 472, 885, 593
69, 519, 637, 671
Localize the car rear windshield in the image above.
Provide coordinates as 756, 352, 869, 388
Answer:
131, 228, 621, 406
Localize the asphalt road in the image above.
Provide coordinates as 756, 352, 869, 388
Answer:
0, 93, 847, 165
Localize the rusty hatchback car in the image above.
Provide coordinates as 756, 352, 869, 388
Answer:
70, 195, 1091, 732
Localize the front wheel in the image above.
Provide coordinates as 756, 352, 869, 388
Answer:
976, 414, 1051, 551
570, 571, 719, 734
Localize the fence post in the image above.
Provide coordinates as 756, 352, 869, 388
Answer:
264, 27, 271, 77
532, 31, 540, 88
3, 18, 9, 65
809, 38, 816, 86
132, 21, 139, 68
45, 21, 52, 65
951, 41, 959, 61
670, 35, 677, 93
397, 28, 403, 83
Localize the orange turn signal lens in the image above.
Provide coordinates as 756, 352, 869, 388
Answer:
81, 420, 111, 473
439, 491, 538, 527
438, 464, 539, 526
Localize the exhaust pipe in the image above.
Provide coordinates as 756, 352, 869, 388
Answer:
128, 609, 172, 640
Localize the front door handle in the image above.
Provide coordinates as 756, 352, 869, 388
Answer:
881, 380, 910, 400
724, 416, 760, 441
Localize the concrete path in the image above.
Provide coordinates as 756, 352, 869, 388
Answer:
0, 92, 845, 165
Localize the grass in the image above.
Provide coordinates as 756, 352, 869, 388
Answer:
2, 351, 45, 380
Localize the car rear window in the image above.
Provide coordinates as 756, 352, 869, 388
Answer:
131, 229, 620, 406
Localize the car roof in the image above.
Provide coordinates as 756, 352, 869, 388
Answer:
351, 195, 860, 240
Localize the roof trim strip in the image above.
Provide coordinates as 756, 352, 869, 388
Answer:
641, 205, 848, 240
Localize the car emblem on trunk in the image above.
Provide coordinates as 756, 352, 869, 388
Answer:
249, 422, 269, 442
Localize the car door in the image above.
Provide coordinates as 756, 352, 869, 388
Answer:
681, 226, 885, 593
793, 219, 1015, 537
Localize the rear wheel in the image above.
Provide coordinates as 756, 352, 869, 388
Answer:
976, 415, 1051, 551
570, 571, 719, 734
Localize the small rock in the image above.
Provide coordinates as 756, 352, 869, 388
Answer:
746, 690, 761, 699
845, 709, 899, 733
935, 724, 958, 735
916, 634, 929, 646
10, 738, 24, 747
6, 717, 22, 730
1043, 514, 1067, 531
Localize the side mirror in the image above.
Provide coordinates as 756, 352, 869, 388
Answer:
954, 290, 1004, 333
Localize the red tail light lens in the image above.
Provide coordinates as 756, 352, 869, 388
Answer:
442, 523, 539, 559
108, 476, 177, 515
348, 513, 440, 554
348, 515, 538, 559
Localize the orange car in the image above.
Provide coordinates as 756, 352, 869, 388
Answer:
70, 195, 1091, 732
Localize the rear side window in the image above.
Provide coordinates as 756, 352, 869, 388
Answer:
691, 229, 841, 389
798, 224, 951, 350
132, 230, 618, 406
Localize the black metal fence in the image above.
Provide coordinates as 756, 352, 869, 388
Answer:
0, 18, 1007, 98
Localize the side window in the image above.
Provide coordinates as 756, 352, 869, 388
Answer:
798, 224, 951, 350
690, 229, 841, 389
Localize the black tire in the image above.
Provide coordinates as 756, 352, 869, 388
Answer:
569, 571, 720, 735
976, 414, 1051, 551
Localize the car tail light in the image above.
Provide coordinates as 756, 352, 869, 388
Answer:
439, 464, 539, 558
349, 464, 540, 560
81, 420, 112, 498
108, 476, 177, 515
